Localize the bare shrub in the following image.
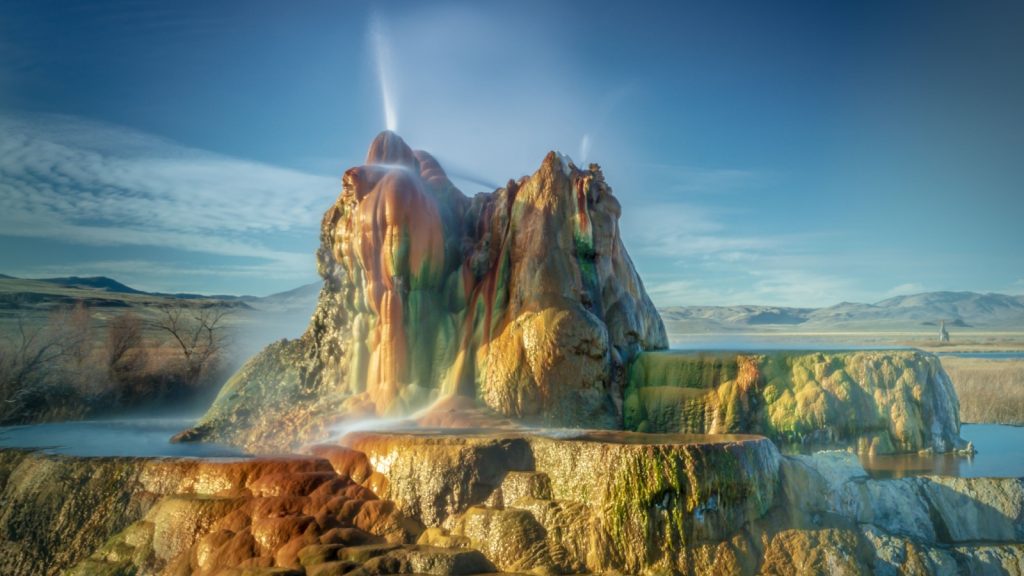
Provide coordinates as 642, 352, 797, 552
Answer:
50, 301, 104, 394
0, 315, 83, 423
148, 304, 231, 388
105, 312, 147, 395
0, 301, 236, 423
64, 301, 93, 371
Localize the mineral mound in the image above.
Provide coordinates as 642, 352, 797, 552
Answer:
625, 349, 963, 454
181, 132, 963, 456
181, 131, 667, 450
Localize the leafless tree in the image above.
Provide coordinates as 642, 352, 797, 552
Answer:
106, 311, 146, 383
65, 301, 93, 368
49, 301, 98, 391
148, 303, 231, 386
0, 315, 68, 421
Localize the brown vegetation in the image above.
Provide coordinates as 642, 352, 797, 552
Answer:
0, 301, 233, 425
148, 305, 230, 386
941, 357, 1024, 425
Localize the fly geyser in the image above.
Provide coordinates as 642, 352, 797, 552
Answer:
180, 131, 667, 450
180, 131, 964, 458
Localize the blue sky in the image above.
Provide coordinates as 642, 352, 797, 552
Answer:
1, 0, 1021, 306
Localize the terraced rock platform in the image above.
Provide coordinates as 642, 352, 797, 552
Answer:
3, 426, 1022, 575
336, 429, 782, 574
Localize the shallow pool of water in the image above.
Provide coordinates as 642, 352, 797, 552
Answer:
938, 351, 1024, 360
0, 418, 249, 458
670, 339, 914, 352
861, 424, 1024, 479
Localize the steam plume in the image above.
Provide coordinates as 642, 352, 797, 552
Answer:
369, 14, 398, 131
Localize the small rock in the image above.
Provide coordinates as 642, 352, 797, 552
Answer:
306, 560, 361, 576
338, 543, 402, 563
297, 543, 345, 567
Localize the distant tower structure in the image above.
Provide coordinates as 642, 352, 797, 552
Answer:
939, 320, 950, 343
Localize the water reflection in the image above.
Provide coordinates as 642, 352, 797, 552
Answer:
860, 424, 1024, 479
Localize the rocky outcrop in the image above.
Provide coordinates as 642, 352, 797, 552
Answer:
0, 449, 484, 576
0, 450, 157, 576
182, 132, 666, 451
774, 451, 1024, 574
0, 450, 348, 575
781, 451, 1024, 545
626, 350, 963, 453
336, 435, 1024, 575
4, 440, 1023, 575
340, 429, 782, 575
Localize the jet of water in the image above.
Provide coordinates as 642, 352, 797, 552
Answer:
579, 133, 592, 164
370, 14, 398, 132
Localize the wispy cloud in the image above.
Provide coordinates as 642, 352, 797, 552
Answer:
619, 189, 866, 308
646, 266, 858, 309
883, 282, 925, 298
620, 200, 780, 262
0, 113, 338, 291
621, 162, 767, 197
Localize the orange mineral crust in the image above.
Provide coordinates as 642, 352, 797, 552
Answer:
183, 132, 667, 450
321, 133, 667, 422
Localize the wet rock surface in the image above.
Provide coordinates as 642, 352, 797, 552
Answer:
3, 435, 1024, 575
775, 451, 1024, 574
341, 429, 781, 575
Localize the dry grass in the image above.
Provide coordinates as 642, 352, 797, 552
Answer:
0, 303, 234, 425
941, 357, 1024, 425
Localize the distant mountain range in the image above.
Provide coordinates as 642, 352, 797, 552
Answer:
36, 276, 150, 295
244, 281, 321, 313
0, 275, 320, 314
3, 274, 1022, 332
660, 291, 1024, 332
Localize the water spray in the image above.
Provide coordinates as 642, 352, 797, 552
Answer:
579, 133, 592, 164
370, 14, 398, 132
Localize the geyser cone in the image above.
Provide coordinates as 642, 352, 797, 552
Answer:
338, 132, 448, 416
182, 132, 669, 451
334, 138, 668, 424
365, 130, 418, 169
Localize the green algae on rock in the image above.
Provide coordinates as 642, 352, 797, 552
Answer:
625, 350, 963, 454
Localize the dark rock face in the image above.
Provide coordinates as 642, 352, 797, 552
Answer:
183, 132, 666, 451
